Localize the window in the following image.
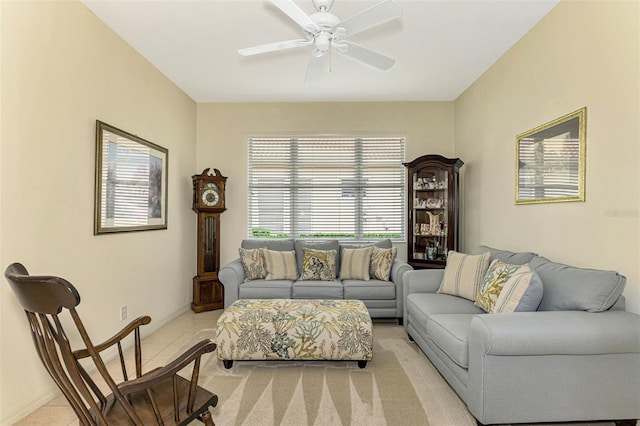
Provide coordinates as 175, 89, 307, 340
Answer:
248, 136, 405, 241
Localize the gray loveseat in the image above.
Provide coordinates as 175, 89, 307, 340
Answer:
404, 245, 640, 425
219, 239, 413, 321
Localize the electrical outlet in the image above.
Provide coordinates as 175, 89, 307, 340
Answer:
120, 305, 127, 321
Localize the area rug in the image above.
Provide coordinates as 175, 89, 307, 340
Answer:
184, 322, 476, 426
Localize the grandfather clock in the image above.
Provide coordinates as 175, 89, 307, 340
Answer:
191, 168, 227, 313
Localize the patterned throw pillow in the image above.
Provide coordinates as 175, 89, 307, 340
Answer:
370, 247, 397, 281
262, 249, 298, 280
339, 247, 374, 280
300, 248, 337, 281
475, 259, 526, 312
239, 247, 266, 282
437, 251, 490, 301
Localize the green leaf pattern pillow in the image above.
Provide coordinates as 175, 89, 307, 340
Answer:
370, 247, 397, 281
300, 248, 337, 281
475, 259, 526, 312
239, 247, 266, 282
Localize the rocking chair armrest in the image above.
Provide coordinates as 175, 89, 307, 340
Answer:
73, 315, 152, 359
118, 339, 216, 396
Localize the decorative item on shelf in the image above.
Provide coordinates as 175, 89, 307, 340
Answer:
192, 168, 227, 313
426, 198, 443, 209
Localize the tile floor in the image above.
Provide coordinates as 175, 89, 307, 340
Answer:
13, 309, 622, 426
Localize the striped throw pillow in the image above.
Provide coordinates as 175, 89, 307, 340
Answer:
438, 251, 490, 301
263, 249, 298, 280
340, 247, 374, 280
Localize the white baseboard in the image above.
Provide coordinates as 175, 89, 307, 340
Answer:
1, 304, 191, 425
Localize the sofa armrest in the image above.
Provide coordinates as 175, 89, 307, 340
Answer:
404, 269, 444, 295
389, 259, 413, 319
219, 258, 244, 308
470, 310, 640, 356
467, 310, 640, 424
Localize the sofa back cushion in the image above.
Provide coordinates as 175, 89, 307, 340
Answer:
472, 245, 537, 265
242, 239, 295, 251
530, 256, 626, 312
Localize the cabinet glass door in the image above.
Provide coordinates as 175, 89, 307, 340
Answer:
412, 168, 449, 262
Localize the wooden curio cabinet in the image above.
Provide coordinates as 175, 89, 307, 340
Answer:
403, 155, 463, 269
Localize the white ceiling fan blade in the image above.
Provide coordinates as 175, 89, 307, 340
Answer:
239, 39, 310, 56
338, 41, 395, 71
305, 52, 328, 83
337, 0, 402, 39
270, 0, 320, 33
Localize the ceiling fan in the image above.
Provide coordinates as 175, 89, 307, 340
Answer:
238, 0, 402, 82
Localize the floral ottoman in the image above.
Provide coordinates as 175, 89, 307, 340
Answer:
216, 299, 373, 368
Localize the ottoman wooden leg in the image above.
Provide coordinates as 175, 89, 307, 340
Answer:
223, 360, 233, 369
358, 361, 367, 369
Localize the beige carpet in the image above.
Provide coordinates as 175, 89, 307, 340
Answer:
184, 321, 476, 426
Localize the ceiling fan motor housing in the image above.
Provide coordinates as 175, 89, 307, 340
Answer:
312, 0, 335, 12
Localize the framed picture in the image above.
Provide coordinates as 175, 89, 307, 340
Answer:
515, 107, 586, 204
94, 120, 168, 234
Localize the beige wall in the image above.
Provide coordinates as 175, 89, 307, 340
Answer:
0, 2, 197, 422
455, 0, 640, 313
196, 101, 455, 265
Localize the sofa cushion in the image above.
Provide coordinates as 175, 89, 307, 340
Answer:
406, 293, 484, 331
370, 247, 397, 281
427, 314, 475, 369
343, 279, 395, 300
472, 245, 537, 265
492, 268, 543, 313
340, 247, 374, 280
263, 249, 299, 280
531, 256, 626, 312
300, 248, 337, 281
292, 280, 343, 299
295, 240, 340, 277
242, 239, 295, 251
438, 251, 490, 301
238, 279, 293, 299
239, 247, 266, 281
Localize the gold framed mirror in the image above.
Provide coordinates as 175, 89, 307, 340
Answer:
515, 107, 586, 204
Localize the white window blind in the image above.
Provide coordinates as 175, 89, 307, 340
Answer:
248, 136, 405, 241
102, 138, 156, 226
517, 133, 580, 200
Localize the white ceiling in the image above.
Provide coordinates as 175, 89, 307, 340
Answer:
81, 0, 558, 103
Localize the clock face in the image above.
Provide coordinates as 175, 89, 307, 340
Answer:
201, 183, 220, 207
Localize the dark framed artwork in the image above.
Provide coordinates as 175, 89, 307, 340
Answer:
94, 120, 168, 234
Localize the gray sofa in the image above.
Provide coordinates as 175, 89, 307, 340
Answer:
404, 245, 640, 425
219, 239, 413, 321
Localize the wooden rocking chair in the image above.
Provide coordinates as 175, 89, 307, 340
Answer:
5, 263, 218, 425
